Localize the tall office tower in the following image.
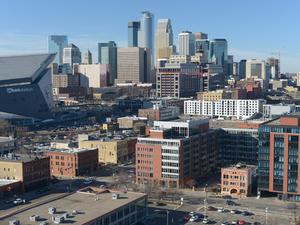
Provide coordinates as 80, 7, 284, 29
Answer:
258, 114, 300, 200
48, 35, 68, 65
82, 50, 92, 64
98, 41, 117, 85
245, 59, 271, 85
233, 62, 239, 76
138, 11, 153, 53
227, 55, 234, 76
156, 63, 203, 98
195, 39, 210, 63
128, 21, 140, 47
267, 57, 280, 79
194, 32, 208, 40
77, 64, 109, 88
116, 47, 150, 84
210, 39, 228, 76
155, 19, 174, 63
239, 59, 247, 79
62, 44, 81, 72
178, 31, 195, 56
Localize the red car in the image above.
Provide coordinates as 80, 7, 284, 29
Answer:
238, 220, 245, 225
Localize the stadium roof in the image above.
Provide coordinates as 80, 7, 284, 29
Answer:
0, 53, 55, 85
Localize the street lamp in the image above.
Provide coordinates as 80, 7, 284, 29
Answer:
204, 184, 208, 218
265, 207, 268, 225
154, 209, 170, 225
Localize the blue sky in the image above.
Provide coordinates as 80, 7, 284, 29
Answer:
0, 0, 299, 72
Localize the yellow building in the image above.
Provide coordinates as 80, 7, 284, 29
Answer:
79, 136, 136, 165
197, 90, 231, 101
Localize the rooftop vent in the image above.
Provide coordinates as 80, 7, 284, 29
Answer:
112, 193, 119, 200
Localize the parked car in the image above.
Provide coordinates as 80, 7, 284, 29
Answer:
231, 221, 238, 225
225, 200, 238, 206
230, 209, 239, 214
241, 211, 250, 216
217, 207, 225, 213
189, 215, 199, 222
207, 206, 217, 211
203, 218, 210, 224
13, 198, 26, 205
238, 220, 245, 225
183, 214, 191, 222
221, 222, 229, 225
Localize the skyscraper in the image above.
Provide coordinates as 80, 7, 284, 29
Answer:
239, 59, 247, 79
178, 31, 195, 56
138, 11, 153, 53
98, 41, 117, 85
83, 50, 92, 64
62, 44, 81, 73
227, 55, 234, 76
128, 21, 140, 47
267, 57, 280, 79
155, 19, 174, 62
116, 47, 150, 84
48, 35, 68, 65
210, 39, 228, 75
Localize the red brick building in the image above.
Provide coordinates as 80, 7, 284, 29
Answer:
136, 117, 219, 188
45, 148, 98, 177
221, 164, 256, 198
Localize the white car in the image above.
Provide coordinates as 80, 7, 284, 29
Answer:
13, 198, 26, 205
189, 211, 196, 217
203, 218, 210, 224
189, 215, 198, 222
231, 221, 238, 225
217, 207, 225, 213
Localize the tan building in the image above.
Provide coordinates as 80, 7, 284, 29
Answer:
155, 19, 174, 62
77, 64, 109, 88
117, 116, 147, 130
116, 47, 150, 84
221, 164, 256, 198
138, 106, 180, 121
79, 136, 137, 165
197, 90, 231, 101
0, 154, 50, 192
297, 72, 300, 87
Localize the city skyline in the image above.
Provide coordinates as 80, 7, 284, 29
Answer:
0, 0, 298, 72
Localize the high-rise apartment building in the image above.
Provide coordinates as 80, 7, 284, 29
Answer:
156, 63, 203, 98
136, 117, 218, 188
128, 21, 140, 47
98, 41, 117, 85
258, 114, 300, 201
116, 47, 150, 84
155, 19, 174, 62
82, 50, 92, 64
62, 44, 81, 72
138, 11, 153, 53
178, 31, 195, 56
48, 35, 68, 65
210, 39, 228, 76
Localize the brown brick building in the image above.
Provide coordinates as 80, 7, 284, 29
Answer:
45, 148, 98, 177
0, 154, 50, 192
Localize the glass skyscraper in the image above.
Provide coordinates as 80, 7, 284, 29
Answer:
48, 35, 68, 65
128, 21, 140, 47
98, 41, 117, 85
138, 11, 153, 54
209, 39, 228, 76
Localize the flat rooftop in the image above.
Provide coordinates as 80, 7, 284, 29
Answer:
0, 136, 14, 143
0, 154, 48, 163
3, 188, 146, 225
45, 148, 97, 154
210, 119, 267, 129
262, 113, 300, 127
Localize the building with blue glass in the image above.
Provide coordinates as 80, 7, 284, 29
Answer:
98, 41, 117, 85
128, 21, 140, 47
48, 35, 68, 65
209, 39, 228, 76
258, 114, 300, 201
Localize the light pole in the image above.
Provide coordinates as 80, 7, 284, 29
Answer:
204, 183, 208, 218
265, 207, 268, 225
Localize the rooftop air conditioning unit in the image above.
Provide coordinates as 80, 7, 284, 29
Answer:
112, 193, 119, 200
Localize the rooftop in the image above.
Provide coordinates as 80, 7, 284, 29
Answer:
0, 179, 20, 186
0, 154, 48, 163
4, 188, 146, 225
210, 119, 267, 129
0, 136, 14, 143
45, 148, 97, 154
0, 53, 55, 85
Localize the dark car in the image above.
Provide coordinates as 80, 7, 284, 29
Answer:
183, 214, 191, 222
225, 200, 238, 206
241, 211, 251, 216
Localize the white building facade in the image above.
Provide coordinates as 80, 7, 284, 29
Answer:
184, 99, 265, 119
